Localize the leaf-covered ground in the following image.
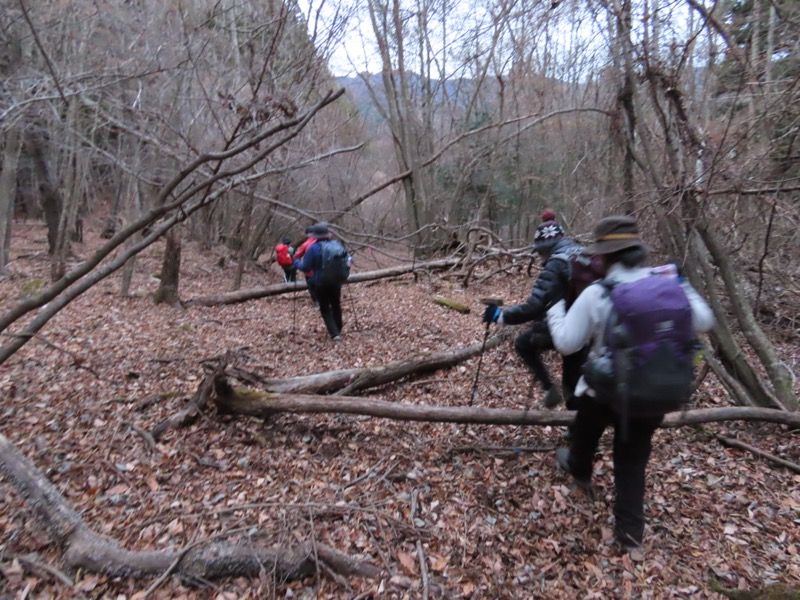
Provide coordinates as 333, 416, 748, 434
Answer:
1, 223, 799, 599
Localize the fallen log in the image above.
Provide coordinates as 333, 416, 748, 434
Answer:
213, 380, 800, 429
186, 258, 462, 307
228, 329, 513, 396
151, 331, 513, 440
0, 433, 381, 583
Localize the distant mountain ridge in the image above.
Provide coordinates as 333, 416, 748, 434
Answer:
335, 73, 480, 125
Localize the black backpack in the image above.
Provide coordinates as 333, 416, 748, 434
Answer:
317, 240, 350, 285
551, 248, 607, 307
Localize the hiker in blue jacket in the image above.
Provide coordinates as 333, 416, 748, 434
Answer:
546, 215, 714, 556
295, 223, 351, 342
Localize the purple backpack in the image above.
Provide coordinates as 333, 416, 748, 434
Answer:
585, 275, 696, 418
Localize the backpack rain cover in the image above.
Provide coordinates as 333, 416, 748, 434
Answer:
317, 240, 350, 285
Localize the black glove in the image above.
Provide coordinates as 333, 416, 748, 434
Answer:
482, 303, 502, 324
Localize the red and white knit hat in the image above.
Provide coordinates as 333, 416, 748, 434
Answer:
533, 210, 565, 252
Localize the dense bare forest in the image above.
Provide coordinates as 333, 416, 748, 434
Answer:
0, 0, 798, 598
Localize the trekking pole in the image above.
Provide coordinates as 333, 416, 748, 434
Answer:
470, 297, 504, 405
348, 285, 361, 333
292, 275, 297, 334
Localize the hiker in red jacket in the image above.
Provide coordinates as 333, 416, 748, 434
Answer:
294, 226, 319, 305
275, 237, 296, 283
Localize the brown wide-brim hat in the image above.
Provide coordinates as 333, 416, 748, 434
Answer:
586, 215, 651, 255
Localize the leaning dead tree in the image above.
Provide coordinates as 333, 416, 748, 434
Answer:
597, 0, 800, 413
0, 434, 381, 583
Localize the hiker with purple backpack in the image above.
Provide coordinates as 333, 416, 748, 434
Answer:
546, 215, 714, 557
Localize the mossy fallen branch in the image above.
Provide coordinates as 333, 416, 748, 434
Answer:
433, 297, 471, 313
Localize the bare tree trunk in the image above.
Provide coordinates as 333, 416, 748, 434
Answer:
232, 188, 254, 291
688, 232, 775, 408
120, 179, 143, 296
748, 0, 761, 128
248, 210, 275, 261
0, 127, 21, 270
120, 252, 137, 296
614, 0, 637, 214
154, 228, 182, 305
102, 157, 126, 239
366, 0, 432, 249
764, 3, 776, 84
26, 128, 63, 271
695, 217, 797, 410
52, 97, 83, 280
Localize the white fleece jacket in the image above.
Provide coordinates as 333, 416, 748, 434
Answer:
546, 263, 715, 398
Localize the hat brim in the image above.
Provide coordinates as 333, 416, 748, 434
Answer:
586, 238, 650, 255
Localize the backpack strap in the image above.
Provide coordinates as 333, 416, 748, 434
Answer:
549, 246, 583, 282
596, 277, 617, 297
550, 246, 583, 265
595, 277, 632, 439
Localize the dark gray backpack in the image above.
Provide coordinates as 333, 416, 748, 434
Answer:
317, 240, 350, 285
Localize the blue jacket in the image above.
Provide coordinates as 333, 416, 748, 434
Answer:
295, 239, 351, 286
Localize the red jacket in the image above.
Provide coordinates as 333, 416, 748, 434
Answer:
275, 243, 294, 267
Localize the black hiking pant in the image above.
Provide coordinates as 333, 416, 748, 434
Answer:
282, 265, 297, 283
316, 283, 343, 338
566, 396, 664, 545
305, 278, 319, 304
514, 321, 587, 409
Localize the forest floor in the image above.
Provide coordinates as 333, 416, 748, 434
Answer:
0, 222, 799, 600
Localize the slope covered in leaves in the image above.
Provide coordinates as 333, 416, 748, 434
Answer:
0, 223, 798, 599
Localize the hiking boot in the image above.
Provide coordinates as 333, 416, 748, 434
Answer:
555, 448, 592, 492
615, 531, 645, 562
542, 386, 563, 409
333, 336, 342, 343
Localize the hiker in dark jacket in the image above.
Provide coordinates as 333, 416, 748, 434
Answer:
546, 215, 714, 556
483, 210, 586, 410
295, 223, 351, 342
